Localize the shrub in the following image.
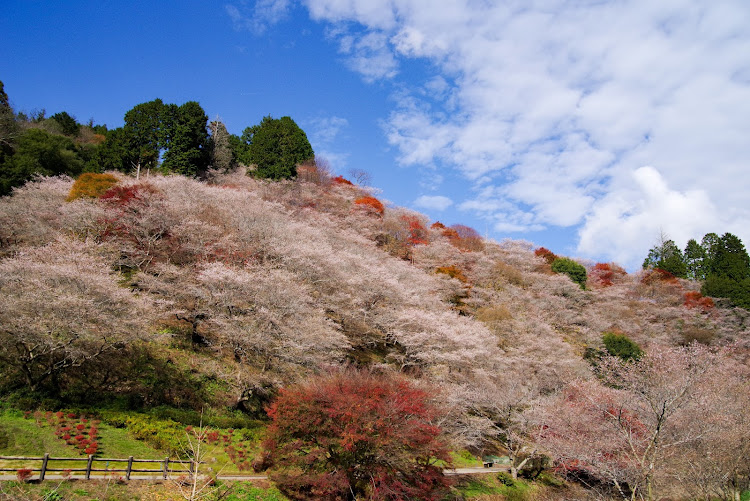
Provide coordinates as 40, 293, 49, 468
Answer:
475, 305, 512, 323
401, 214, 429, 245
436, 265, 469, 283
259, 369, 453, 500
446, 224, 484, 252
551, 257, 587, 289
354, 196, 385, 216
683, 291, 715, 311
535, 247, 558, 264
602, 332, 643, 361
16, 468, 33, 482
66, 172, 119, 201
99, 183, 159, 207
331, 175, 353, 185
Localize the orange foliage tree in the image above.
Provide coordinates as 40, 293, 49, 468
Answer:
354, 196, 385, 216
534, 247, 558, 265
401, 214, 429, 246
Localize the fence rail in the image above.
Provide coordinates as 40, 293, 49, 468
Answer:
0, 454, 197, 481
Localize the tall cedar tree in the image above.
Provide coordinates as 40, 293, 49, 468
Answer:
242, 115, 313, 180
259, 370, 452, 500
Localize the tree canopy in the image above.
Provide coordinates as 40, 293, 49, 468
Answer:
258, 370, 452, 500
642, 237, 687, 278
241, 115, 313, 180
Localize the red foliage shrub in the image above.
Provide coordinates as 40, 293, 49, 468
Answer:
354, 196, 385, 216
401, 214, 429, 246
99, 183, 159, 207
683, 291, 715, 311
535, 247, 558, 265
431, 221, 446, 230
332, 175, 353, 185
641, 268, 679, 285
16, 468, 33, 482
261, 370, 452, 500
206, 430, 220, 444
590, 262, 627, 288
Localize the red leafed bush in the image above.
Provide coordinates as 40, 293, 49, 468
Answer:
641, 268, 679, 285
535, 247, 558, 265
354, 196, 385, 216
332, 175, 353, 185
683, 291, 715, 311
401, 214, 429, 246
16, 468, 33, 482
590, 262, 627, 288
259, 370, 452, 500
430, 221, 446, 230
99, 183, 159, 207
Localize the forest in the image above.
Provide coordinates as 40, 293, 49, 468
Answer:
0, 81, 749, 501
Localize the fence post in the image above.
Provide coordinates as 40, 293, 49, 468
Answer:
40, 453, 49, 481
163, 457, 170, 479
85, 455, 94, 479
126, 456, 134, 480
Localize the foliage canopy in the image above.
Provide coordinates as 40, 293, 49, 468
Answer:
242, 115, 313, 180
259, 370, 452, 500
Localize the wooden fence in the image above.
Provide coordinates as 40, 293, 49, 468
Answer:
0, 454, 197, 481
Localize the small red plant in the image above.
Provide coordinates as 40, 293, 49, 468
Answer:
431, 221, 446, 230
16, 468, 33, 482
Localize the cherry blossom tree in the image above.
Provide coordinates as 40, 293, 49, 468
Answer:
0, 238, 148, 391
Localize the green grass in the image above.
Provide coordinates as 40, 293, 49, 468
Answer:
95, 427, 164, 459
453, 473, 537, 501
0, 407, 266, 478
224, 482, 287, 501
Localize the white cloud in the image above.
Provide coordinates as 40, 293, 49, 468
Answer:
302, 0, 750, 267
414, 195, 453, 211
577, 166, 742, 268
309, 115, 349, 144
225, 0, 291, 34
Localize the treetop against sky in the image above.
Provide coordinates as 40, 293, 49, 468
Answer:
2, 0, 749, 270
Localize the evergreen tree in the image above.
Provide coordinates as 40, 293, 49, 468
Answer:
701, 233, 721, 270
0, 80, 18, 154
161, 101, 208, 177
242, 115, 313, 180
51, 111, 80, 137
684, 238, 706, 280
0, 128, 84, 195
642, 237, 687, 278
701, 233, 750, 309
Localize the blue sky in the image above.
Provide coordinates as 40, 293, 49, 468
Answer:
2, 0, 749, 269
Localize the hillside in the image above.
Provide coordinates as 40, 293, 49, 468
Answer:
1, 170, 749, 500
